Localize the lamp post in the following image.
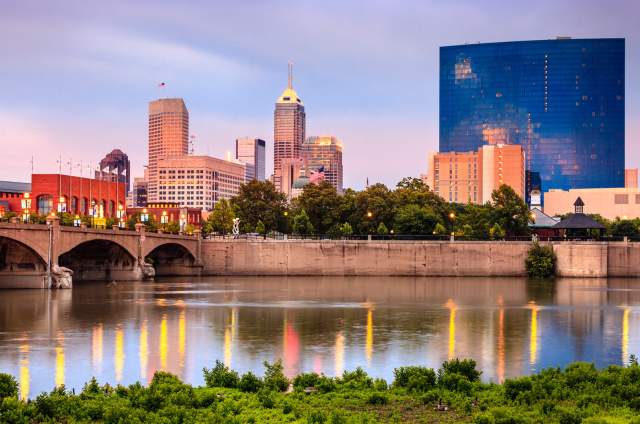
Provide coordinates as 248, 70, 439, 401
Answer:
449, 212, 456, 241
179, 213, 186, 234
57, 195, 67, 214
161, 210, 168, 224
73, 215, 81, 227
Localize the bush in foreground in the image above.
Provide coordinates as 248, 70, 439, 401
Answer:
525, 242, 556, 279
4, 359, 640, 423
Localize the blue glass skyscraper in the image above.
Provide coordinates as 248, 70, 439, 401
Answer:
440, 38, 625, 193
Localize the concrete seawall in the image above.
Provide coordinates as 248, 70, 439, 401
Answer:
200, 240, 640, 278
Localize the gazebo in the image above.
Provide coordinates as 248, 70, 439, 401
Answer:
552, 197, 606, 239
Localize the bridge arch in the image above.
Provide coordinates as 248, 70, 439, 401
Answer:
59, 239, 138, 282
145, 242, 199, 276
0, 235, 47, 271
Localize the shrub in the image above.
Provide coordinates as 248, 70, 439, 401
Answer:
440, 358, 481, 382
367, 392, 388, 405
293, 373, 320, 390
340, 367, 372, 389
525, 242, 556, 279
257, 388, 275, 408
203, 360, 239, 388
238, 372, 263, 393
393, 366, 437, 392
263, 360, 289, 392
373, 378, 388, 391
503, 377, 533, 401
0, 373, 18, 399
307, 409, 327, 423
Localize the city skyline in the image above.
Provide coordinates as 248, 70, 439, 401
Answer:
1, 0, 639, 189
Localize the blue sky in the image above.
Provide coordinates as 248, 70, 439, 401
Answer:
0, 0, 638, 189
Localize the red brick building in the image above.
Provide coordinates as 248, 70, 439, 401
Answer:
0, 181, 31, 214
127, 202, 202, 228
30, 174, 126, 217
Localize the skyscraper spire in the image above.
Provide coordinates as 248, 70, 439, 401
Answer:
288, 62, 293, 89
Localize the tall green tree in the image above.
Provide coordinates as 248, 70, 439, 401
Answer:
231, 180, 287, 234
294, 182, 342, 234
292, 209, 314, 235
204, 199, 235, 235
393, 204, 441, 235
352, 183, 395, 234
489, 185, 531, 237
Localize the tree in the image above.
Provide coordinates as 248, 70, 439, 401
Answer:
393, 204, 441, 235
611, 219, 640, 238
376, 222, 389, 235
352, 183, 395, 234
490, 185, 531, 237
340, 222, 353, 236
292, 209, 314, 235
204, 199, 235, 235
231, 180, 287, 234
489, 223, 505, 240
295, 182, 342, 234
433, 223, 447, 235
255, 220, 266, 235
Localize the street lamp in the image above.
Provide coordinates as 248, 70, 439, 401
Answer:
22, 209, 30, 223
118, 218, 126, 229
73, 215, 82, 227
448, 212, 456, 236
117, 204, 124, 219
367, 211, 373, 218
161, 210, 168, 224
179, 213, 186, 233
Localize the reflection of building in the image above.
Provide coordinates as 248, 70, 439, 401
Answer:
30, 174, 125, 217
426, 144, 524, 204
156, 156, 244, 211
544, 187, 640, 220
132, 178, 148, 207
235, 137, 266, 181
148, 98, 189, 203
274, 65, 305, 192
525, 170, 541, 205
440, 38, 625, 192
301, 136, 343, 193
96, 149, 131, 193
625, 169, 638, 188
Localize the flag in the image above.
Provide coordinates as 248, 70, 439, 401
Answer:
158, 82, 166, 87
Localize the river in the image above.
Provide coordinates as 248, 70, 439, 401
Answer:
1, 276, 639, 399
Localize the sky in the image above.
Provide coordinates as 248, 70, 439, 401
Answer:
0, 0, 638, 190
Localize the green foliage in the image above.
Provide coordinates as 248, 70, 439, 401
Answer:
0, 373, 18, 398
204, 199, 235, 235
295, 182, 342, 235
489, 223, 505, 240
339, 222, 353, 236
292, 209, 315, 235
375, 222, 388, 235
433, 222, 447, 235
611, 219, 640, 238
393, 204, 441, 235
393, 366, 437, 392
231, 180, 287, 234
490, 185, 531, 237
263, 360, 289, 392
238, 371, 263, 393
6, 361, 640, 423
525, 242, 556, 279
255, 220, 266, 235
202, 360, 239, 388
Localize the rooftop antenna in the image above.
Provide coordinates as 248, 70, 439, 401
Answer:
288, 62, 293, 89
189, 135, 196, 155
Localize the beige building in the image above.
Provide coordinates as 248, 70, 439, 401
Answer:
301, 136, 343, 193
157, 155, 245, 211
426, 144, 525, 204
625, 168, 638, 188
148, 98, 189, 202
279, 157, 306, 202
544, 187, 640, 220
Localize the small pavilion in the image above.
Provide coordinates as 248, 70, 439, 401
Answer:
552, 197, 606, 239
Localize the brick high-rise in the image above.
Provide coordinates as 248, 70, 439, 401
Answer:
148, 98, 189, 202
274, 64, 305, 191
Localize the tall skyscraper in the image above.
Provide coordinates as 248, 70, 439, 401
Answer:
440, 38, 625, 194
301, 136, 343, 193
148, 98, 189, 202
96, 149, 131, 193
235, 137, 266, 181
274, 64, 305, 191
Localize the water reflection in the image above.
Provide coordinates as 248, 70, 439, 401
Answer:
0, 276, 640, 397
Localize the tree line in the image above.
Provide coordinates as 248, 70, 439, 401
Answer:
204, 177, 532, 238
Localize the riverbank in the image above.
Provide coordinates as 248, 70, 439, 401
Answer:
2, 358, 640, 423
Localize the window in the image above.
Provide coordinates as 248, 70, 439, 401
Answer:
614, 194, 628, 204
37, 195, 53, 215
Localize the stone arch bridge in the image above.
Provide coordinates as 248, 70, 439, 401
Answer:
0, 219, 202, 288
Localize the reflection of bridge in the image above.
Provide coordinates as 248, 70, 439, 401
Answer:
0, 219, 202, 288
